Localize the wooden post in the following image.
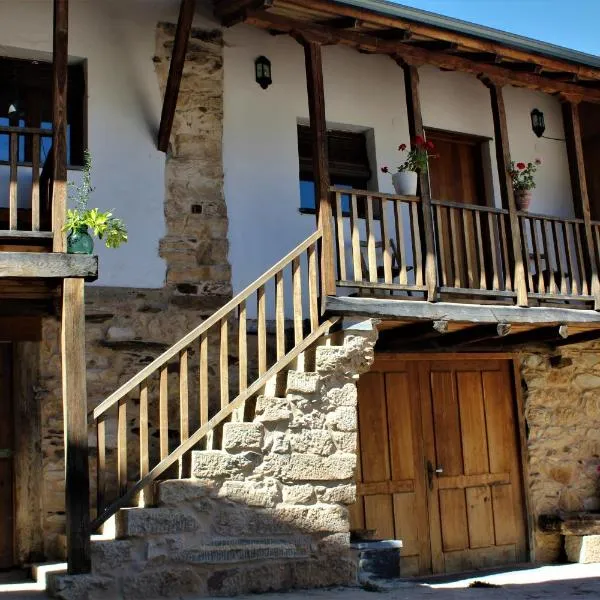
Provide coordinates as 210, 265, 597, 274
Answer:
299, 36, 336, 312
157, 0, 196, 152
561, 96, 600, 309
482, 78, 528, 307
399, 61, 437, 302
52, 0, 69, 252
62, 278, 91, 574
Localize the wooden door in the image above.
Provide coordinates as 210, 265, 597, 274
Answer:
352, 356, 527, 576
0, 345, 14, 568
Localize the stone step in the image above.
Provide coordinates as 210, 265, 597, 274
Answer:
115, 506, 202, 539
31, 561, 67, 587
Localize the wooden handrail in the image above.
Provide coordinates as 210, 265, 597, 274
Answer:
0, 125, 53, 136
93, 229, 322, 420
329, 186, 421, 203
517, 210, 584, 225
432, 199, 509, 215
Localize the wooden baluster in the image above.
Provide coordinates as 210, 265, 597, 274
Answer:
434, 205, 446, 287
31, 133, 41, 231
220, 317, 229, 409
463, 208, 476, 289
574, 222, 589, 295
139, 381, 152, 505
531, 219, 545, 295
349, 193, 362, 282
394, 201, 408, 285
365, 196, 377, 283
234, 301, 247, 423
411, 202, 423, 286
499, 214, 512, 291
179, 349, 189, 476
257, 285, 267, 375
450, 207, 462, 288
9, 132, 18, 230
553, 221, 568, 295
275, 272, 285, 359
475, 211, 487, 290
159, 367, 168, 460
292, 257, 303, 344
541, 220, 557, 295
118, 398, 127, 497
199, 332, 210, 448
520, 217, 534, 293
563, 222, 578, 295
96, 416, 106, 516
334, 192, 347, 282
307, 244, 319, 332
380, 198, 393, 284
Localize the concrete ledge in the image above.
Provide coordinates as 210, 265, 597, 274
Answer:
0, 252, 98, 281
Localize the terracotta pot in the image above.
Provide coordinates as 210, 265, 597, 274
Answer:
392, 171, 418, 196
515, 189, 532, 211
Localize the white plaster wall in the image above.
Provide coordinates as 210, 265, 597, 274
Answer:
0, 0, 186, 287
223, 27, 576, 294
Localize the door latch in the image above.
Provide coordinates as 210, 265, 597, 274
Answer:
426, 460, 444, 490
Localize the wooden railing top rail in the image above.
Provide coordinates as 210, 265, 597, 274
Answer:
432, 199, 509, 215
329, 186, 421, 203
0, 125, 53, 136
517, 210, 584, 224
93, 229, 323, 420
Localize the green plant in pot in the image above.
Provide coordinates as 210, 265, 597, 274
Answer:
64, 151, 128, 254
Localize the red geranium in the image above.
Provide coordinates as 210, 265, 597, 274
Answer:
414, 135, 425, 146
381, 166, 389, 173
426, 140, 435, 151
516, 162, 526, 170
398, 143, 407, 151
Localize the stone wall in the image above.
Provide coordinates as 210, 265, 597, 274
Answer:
519, 342, 600, 562
36, 21, 230, 560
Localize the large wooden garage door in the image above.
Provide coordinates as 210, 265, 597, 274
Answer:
351, 357, 527, 576
0, 345, 14, 568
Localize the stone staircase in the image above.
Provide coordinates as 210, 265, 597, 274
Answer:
49, 322, 377, 599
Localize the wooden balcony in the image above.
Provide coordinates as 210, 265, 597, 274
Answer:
328, 187, 600, 310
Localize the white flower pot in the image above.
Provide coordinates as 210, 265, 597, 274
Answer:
392, 171, 418, 196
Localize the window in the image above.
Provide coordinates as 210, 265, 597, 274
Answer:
0, 56, 86, 167
298, 125, 371, 213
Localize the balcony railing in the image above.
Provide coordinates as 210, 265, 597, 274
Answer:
0, 125, 54, 241
330, 187, 600, 308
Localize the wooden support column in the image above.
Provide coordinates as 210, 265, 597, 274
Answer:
62, 278, 91, 574
157, 0, 196, 152
482, 78, 528, 307
399, 60, 437, 302
52, 0, 69, 252
299, 36, 336, 311
561, 96, 600, 310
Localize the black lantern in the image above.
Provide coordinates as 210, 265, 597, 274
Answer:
531, 108, 545, 138
255, 56, 272, 90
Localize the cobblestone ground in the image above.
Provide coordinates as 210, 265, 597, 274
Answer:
0, 564, 599, 599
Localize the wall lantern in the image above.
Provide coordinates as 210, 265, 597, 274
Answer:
255, 56, 272, 90
531, 108, 545, 138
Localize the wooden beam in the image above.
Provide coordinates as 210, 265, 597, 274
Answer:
502, 62, 543, 74
437, 322, 511, 347
62, 278, 90, 574
244, 10, 600, 101
298, 36, 336, 311
52, 0, 69, 253
376, 319, 448, 349
453, 51, 501, 64
270, 0, 600, 83
482, 324, 568, 348
157, 0, 196, 153
561, 98, 600, 310
0, 253, 98, 280
543, 71, 579, 82
400, 60, 437, 302
375, 28, 412, 41
482, 79, 528, 307
407, 40, 458, 52
554, 327, 600, 347
316, 16, 358, 29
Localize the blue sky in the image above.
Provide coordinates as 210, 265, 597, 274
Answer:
393, 0, 600, 56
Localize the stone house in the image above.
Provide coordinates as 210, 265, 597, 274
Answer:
1, 0, 600, 597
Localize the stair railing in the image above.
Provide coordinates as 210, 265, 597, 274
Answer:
91, 229, 338, 531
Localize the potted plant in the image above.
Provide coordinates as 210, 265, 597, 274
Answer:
381, 136, 436, 196
64, 151, 128, 254
510, 158, 542, 211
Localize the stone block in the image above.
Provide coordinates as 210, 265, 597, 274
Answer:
566, 535, 600, 563
290, 430, 335, 456
282, 484, 316, 504
175, 539, 302, 564
218, 479, 280, 508
286, 371, 320, 395
156, 479, 215, 507
325, 383, 358, 407
274, 504, 349, 533
255, 396, 292, 424
47, 573, 118, 600
222, 422, 264, 452
331, 431, 357, 453
326, 407, 357, 432
316, 484, 356, 505
191, 450, 260, 479
121, 566, 206, 599
116, 507, 200, 538
91, 539, 135, 574
283, 453, 356, 482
